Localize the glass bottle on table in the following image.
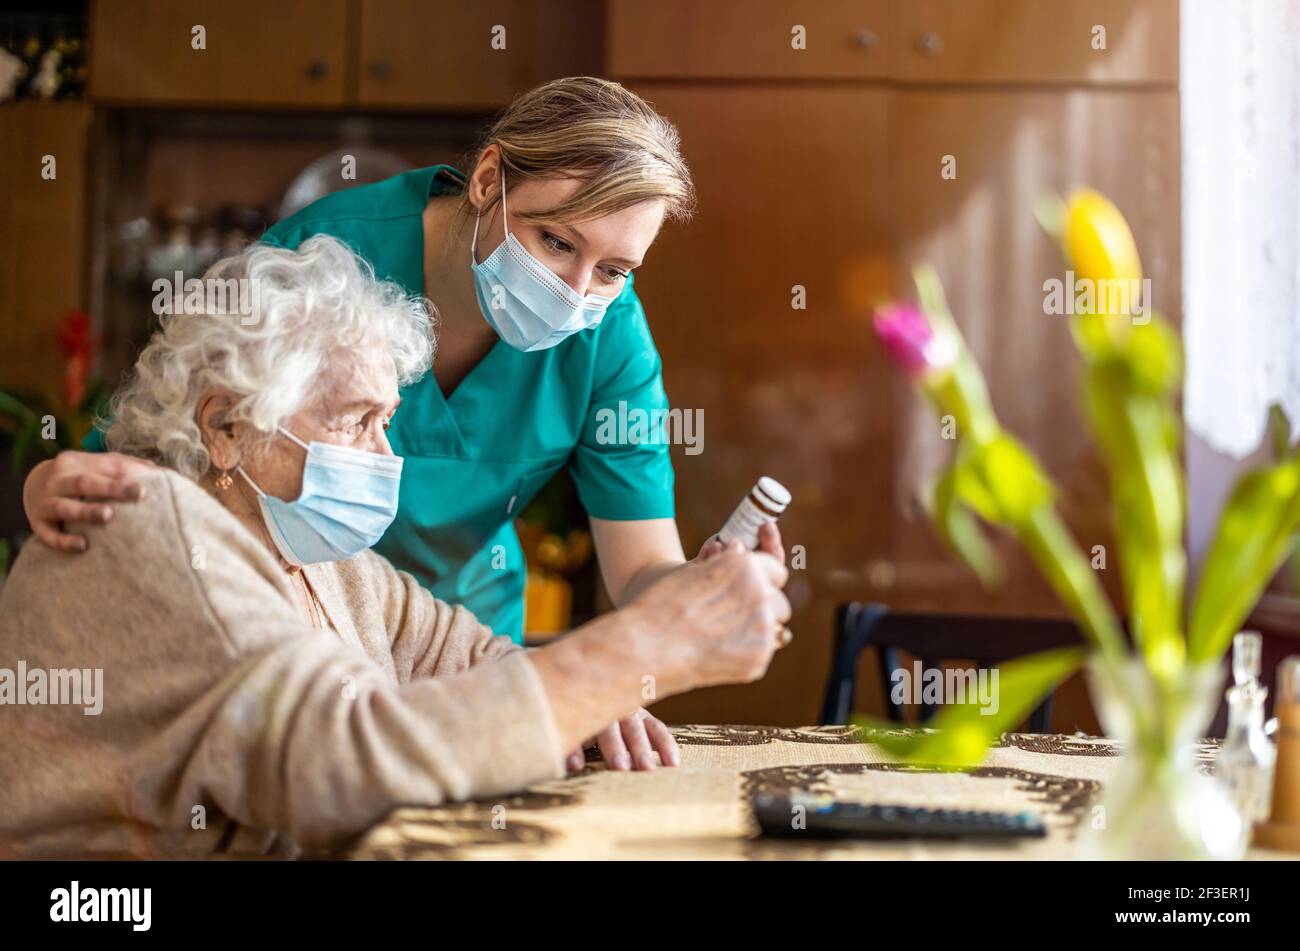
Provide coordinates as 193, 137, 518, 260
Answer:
1216, 632, 1276, 830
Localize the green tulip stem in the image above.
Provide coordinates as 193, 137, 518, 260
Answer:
1018, 506, 1126, 664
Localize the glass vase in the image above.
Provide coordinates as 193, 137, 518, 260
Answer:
1076, 657, 1246, 860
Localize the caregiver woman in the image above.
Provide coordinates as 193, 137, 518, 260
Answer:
21, 78, 784, 772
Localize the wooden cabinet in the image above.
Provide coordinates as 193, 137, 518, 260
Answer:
357, 0, 540, 110
88, 0, 604, 110
356, 0, 604, 110
895, 0, 1179, 83
610, 0, 1177, 85
0, 104, 92, 406
621, 85, 896, 726
90, 0, 349, 107
608, 0, 894, 79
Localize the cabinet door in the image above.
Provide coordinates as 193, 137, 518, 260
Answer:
358, 0, 540, 109
0, 104, 91, 407
90, 0, 348, 107
620, 85, 895, 726
608, 0, 894, 79
895, 0, 1178, 84
888, 88, 1181, 616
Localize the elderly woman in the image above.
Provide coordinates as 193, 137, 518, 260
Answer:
0, 236, 789, 858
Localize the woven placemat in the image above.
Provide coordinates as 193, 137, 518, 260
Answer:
352, 725, 1232, 860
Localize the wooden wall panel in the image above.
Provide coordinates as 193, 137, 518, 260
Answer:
889, 87, 1181, 616
621, 85, 896, 727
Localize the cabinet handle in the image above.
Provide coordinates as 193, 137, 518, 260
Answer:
368, 60, 393, 79
853, 28, 879, 51
306, 60, 330, 80
913, 32, 944, 57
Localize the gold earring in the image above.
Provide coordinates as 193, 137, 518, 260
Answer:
215, 468, 234, 492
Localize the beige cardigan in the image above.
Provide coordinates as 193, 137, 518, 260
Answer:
0, 468, 565, 857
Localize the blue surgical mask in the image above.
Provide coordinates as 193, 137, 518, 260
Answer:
470, 168, 616, 352
237, 427, 403, 566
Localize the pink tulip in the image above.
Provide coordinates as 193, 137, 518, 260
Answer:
872, 303, 955, 375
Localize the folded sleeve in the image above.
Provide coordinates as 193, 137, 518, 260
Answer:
568, 275, 677, 520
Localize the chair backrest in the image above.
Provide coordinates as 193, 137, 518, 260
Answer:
820, 602, 1087, 732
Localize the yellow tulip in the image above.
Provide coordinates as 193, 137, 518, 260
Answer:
1065, 188, 1143, 286
1064, 189, 1144, 351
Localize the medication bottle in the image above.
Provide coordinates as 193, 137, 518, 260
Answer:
716, 477, 791, 551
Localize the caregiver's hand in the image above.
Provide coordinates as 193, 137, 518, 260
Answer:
563, 708, 680, 773
23, 451, 155, 552
695, 521, 785, 566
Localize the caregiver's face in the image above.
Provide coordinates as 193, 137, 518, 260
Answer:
245, 346, 399, 502
473, 168, 667, 299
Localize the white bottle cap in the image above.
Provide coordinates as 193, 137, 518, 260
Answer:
755, 476, 791, 513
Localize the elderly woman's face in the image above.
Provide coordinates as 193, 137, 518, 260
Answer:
244, 345, 400, 502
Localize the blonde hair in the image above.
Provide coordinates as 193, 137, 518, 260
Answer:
463, 76, 695, 226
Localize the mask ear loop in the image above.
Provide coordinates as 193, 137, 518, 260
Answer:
277, 426, 311, 452
471, 165, 509, 263
498, 165, 510, 237
235, 466, 265, 498
236, 426, 310, 497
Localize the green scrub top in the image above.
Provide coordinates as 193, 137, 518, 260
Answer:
86, 165, 676, 641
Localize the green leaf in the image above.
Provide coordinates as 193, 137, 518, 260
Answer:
1124, 315, 1183, 395
1082, 353, 1186, 672
1018, 507, 1126, 660
971, 433, 1054, 527
1270, 403, 1293, 459
1189, 454, 1300, 663
927, 465, 1004, 586
855, 646, 1087, 769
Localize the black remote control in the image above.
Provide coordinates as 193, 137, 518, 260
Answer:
750, 793, 1047, 840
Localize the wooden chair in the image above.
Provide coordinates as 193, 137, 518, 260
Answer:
819, 603, 1087, 733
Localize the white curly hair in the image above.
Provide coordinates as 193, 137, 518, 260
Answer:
105, 235, 434, 479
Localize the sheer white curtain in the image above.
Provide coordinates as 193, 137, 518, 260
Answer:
1182, 0, 1300, 459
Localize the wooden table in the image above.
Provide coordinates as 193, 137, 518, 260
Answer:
351, 724, 1282, 860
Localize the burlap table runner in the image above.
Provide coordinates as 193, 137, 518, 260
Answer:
351, 724, 1288, 860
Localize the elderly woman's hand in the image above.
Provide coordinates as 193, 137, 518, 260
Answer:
23, 451, 156, 552
564, 708, 679, 773
531, 541, 790, 759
